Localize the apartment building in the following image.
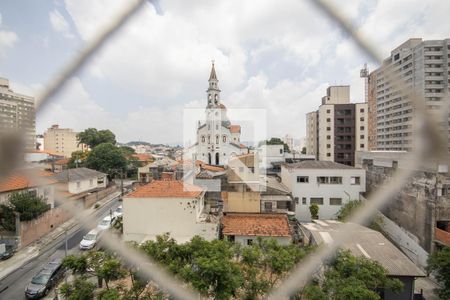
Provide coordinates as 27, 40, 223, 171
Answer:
280, 161, 366, 221
371, 38, 450, 151
44, 124, 87, 157
0, 78, 36, 150
306, 86, 368, 166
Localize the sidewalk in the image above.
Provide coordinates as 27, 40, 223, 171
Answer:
0, 191, 121, 281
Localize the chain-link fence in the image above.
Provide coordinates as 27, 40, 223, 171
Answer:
0, 0, 448, 299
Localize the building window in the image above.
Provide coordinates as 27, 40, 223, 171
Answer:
201, 136, 205, 143
247, 239, 253, 245
330, 198, 342, 205
327, 144, 331, 149
327, 109, 331, 113
330, 176, 342, 184
277, 201, 289, 209
216, 124, 219, 130
264, 202, 273, 211
326, 118, 331, 122
360, 144, 365, 148
326, 153, 331, 157
317, 176, 329, 184
351, 176, 361, 185
360, 108, 364, 113
279, 149, 283, 154
327, 135, 331, 140
360, 117, 365, 121
207, 135, 211, 144
216, 135, 219, 144
302, 197, 307, 205
310, 197, 324, 205
297, 176, 309, 183
360, 135, 364, 139
360, 126, 365, 130
223, 135, 227, 142
326, 127, 331, 131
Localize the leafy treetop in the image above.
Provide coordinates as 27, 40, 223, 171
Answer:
77, 128, 116, 148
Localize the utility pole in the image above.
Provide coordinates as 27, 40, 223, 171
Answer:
121, 169, 124, 196
64, 229, 68, 257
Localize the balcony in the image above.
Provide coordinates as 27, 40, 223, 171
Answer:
435, 227, 450, 246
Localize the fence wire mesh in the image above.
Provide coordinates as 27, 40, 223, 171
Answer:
0, 0, 448, 299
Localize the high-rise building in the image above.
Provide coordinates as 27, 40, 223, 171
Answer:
306, 86, 368, 166
371, 38, 450, 151
0, 77, 36, 150
44, 124, 87, 157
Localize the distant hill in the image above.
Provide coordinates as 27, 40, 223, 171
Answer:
126, 141, 152, 146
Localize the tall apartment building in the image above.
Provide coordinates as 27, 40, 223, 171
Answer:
371, 38, 450, 151
306, 86, 368, 166
44, 124, 87, 157
0, 78, 36, 150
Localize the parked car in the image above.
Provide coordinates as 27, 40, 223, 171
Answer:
25, 258, 64, 299
79, 229, 101, 250
97, 215, 112, 231
113, 205, 123, 219
0, 247, 14, 260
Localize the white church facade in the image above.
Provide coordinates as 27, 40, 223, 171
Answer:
190, 63, 248, 166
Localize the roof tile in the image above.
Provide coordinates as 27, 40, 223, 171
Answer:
222, 213, 291, 237
126, 180, 203, 198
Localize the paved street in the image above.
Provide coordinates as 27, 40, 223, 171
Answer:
0, 196, 121, 299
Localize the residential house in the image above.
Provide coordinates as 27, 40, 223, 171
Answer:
260, 176, 292, 213
225, 153, 260, 213
123, 180, 218, 243
221, 213, 292, 246
51, 167, 108, 195
0, 169, 56, 208
137, 157, 177, 182
300, 220, 425, 300
280, 161, 366, 221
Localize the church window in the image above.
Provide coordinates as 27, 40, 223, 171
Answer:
207, 135, 211, 144
223, 135, 227, 142
216, 124, 219, 130
201, 136, 205, 143
223, 153, 226, 156
216, 135, 219, 144
208, 124, 210, 130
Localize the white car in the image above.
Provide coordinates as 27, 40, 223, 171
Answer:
79, 229, 100, 250
113, 206, 123, 219
97, 215, 112, 231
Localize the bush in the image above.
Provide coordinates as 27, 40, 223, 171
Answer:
94, 203, 100, 209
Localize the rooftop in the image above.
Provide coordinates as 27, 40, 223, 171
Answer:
52, 167, 106, 182
0, 170, 57, 193
229, 125, 241, 133
282, 160, 357, 170
301, 220, 425, 277
126, 180, 204, 198
222, 213, 291, 237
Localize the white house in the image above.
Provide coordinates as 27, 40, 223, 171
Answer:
51, 167, 108, 194
0, 169, 56, 208
221, 213, 292, 246
123, 180, 218, 243
280, 161, 366, 221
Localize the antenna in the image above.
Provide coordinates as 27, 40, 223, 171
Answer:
360, 63, 369, 102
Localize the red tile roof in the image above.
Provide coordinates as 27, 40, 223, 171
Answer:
126, 180, 203, 198
201, 164, 225, 172
229, 125, 241, 133
132, 153, 153, 161
0, 172, 57, 193
221, 213, 291, 237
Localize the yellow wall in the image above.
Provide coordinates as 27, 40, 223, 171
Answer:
227, 191, 260, 213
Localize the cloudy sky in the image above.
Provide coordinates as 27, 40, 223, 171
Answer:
1, 0, 449, 145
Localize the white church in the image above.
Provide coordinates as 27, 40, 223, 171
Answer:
189, 63, 248, 166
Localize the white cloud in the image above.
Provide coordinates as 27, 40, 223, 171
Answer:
49, 9, 74, 38
0, 12, 18, 58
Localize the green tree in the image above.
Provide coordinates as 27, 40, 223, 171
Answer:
301, 147, 307, 154
77, 128, 116, 148
67, 150, 89, 168
309, 203, 319, 220
337, 199, 363, 221
258, 137, 291, 153
427, 246, 450, 299
85, 143, 127, 177
63, 251, 127, 289
59, 276, 96, 300
299, 250, 403, 300
0, 191, 50, 231
119, 146, 136, 156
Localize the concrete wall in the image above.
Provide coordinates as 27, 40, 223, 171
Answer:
83, 185, 117, 208
355, 103, 368, 152
280, 166, 366, 221
233, 235, 291, 246
0, 185, 55, 208
68, 175, 107, 194
19, 207, 71, 248
227, 191, 260, 213
123, 196, 218, 243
